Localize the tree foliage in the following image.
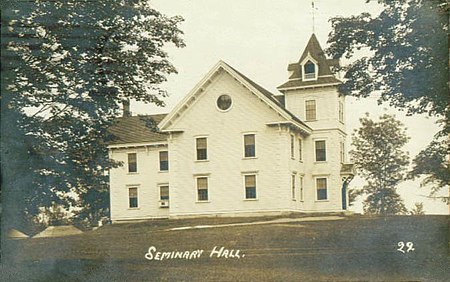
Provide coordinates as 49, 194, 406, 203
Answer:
327, 0, 449, 200
408, 140, 450, 202
351, 114, 410, 215
327, 0, 448, 117
1, 0, 184, 230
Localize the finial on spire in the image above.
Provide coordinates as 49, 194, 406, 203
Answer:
311, 1, 318, 34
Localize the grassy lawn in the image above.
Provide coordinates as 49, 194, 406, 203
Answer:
2, 215, 449, 281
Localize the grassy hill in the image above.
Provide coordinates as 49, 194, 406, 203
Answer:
2, 215, 449, 281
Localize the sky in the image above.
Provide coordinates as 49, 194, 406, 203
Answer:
132, 0, 447, 214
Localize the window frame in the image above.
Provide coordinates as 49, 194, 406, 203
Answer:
301, 56, 319, 81
128, 186, 139, 208
127, 152, 137, 173
290, 134, 295, 159
243, 174, 257, 200
340, 141, 345, 164
339, 101, 344, 123
315, 177, 328, 201
216, 94, 233, 112
303, 60, 316, 80
315, 139, 327, 162
195, 176, 209, 202
195, 137, 208, 161
299, 175, 304, 202
159, 184, 169, 201
159, 151, 169, 172
291, 173, 296, 200
243, 133, 256, 158
298, 138, 303, 162
305, 100, 317, 121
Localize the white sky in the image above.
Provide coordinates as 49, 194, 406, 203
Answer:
132, 0, 447, 214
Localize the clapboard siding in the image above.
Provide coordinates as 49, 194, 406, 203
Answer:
109, 145, 170, 221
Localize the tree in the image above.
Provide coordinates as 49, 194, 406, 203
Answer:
408, 139, 449, 203
410, 202, 425, 215
326, 0, 449, 199
351, 114, 409, 215
1, 0, 185, 232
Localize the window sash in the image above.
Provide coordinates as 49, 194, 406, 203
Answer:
197, 189, 208, 201
128, 153, 137, 172
305, 100, 316, 120
315, 140, 326, 161
196, 138, 207, 149
196, 138, 208, 160
159, 151, 169, 171
245, 175, 256, 187
160, 186, 169, 200
244, 134, 256, 157
245, 187, 256, 199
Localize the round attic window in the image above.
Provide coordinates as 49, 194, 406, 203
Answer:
216, 94, 232, 111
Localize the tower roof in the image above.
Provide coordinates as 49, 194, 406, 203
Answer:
277, 34, 341, 91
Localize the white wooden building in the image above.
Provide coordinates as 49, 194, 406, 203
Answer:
108, 34, 354, 222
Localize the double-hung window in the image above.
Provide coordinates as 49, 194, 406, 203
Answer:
298, 138, 303, 161
244, 175, 257, 199
159, 185, 169, 201
291, 174, 296, 200
128, 153, 137, 173
244, 134, 256, 158
299, 176, 304, 201
316, 178, 328, 201
197, 177, 208, 201
290, 135, 295, 159
315, 140, 326, 162
305, 100, 316, 121
339, 101, 344, 123
159, 151, 169, 171
196, 138, 208, 160
128, 187, 138, 208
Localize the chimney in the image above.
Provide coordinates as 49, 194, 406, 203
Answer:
122, 100, 131, 117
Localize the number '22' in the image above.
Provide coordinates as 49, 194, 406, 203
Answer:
397, 241, 415, 253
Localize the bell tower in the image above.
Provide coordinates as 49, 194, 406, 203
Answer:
277, 34, 344, 132
277, 33, 353, 211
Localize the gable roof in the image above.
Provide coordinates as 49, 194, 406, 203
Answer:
278, 34, 341, 91
158, 60, 311, 134
224, 63, 308, 127
108, 114, 168, 146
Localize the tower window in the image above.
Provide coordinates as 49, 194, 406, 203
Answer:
304, 60, 316, 79
315, 140, 326, 162
305, 100, 316, 121
159, 151, 169, 171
